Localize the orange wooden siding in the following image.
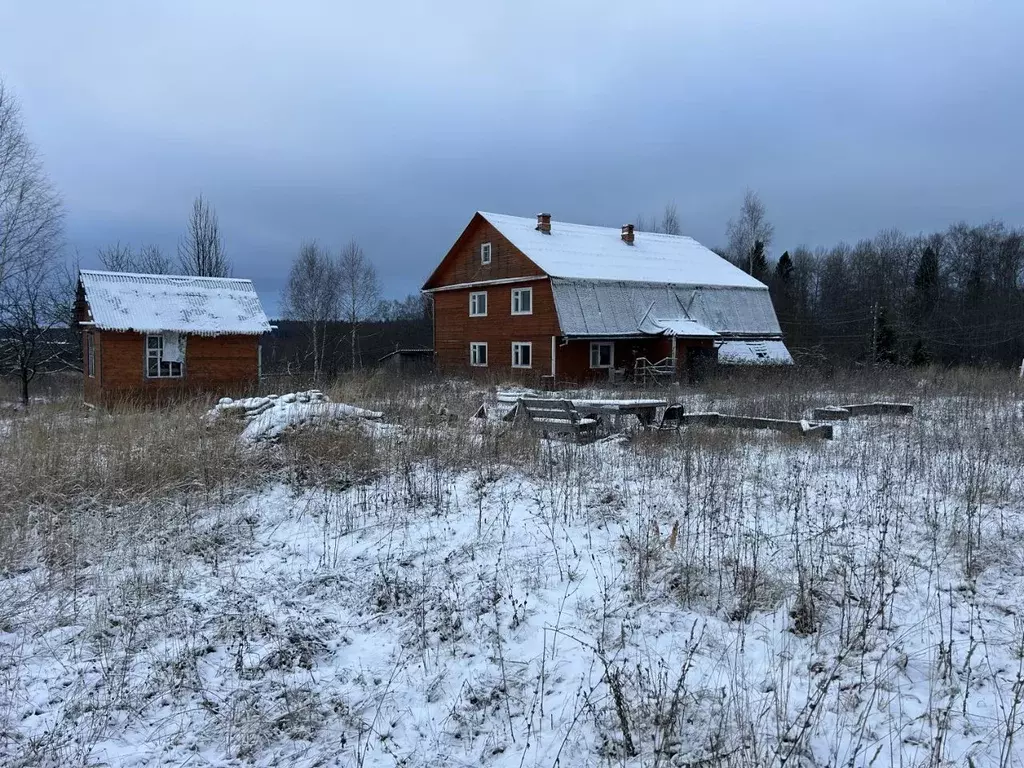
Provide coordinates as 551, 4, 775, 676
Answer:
425, 215, 545, 288
85, 330, 259, 405
433, 279, 560, 379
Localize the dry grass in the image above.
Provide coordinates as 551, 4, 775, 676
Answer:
3, 366, 1024, 766
3, 364, 1020, 572
0, 400, 256, 569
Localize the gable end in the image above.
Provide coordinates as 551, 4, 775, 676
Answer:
422, 213, 549, 291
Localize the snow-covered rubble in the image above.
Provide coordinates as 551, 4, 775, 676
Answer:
208, 391, 384, 443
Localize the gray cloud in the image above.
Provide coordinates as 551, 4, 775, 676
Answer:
3, 0, 1022, 314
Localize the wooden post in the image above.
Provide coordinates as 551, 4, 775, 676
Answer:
670, 337, 678, 381
550, 335, 556, 380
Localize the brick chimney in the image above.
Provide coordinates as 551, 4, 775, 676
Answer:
621, 224, 635, 245
536, 212, 551, 234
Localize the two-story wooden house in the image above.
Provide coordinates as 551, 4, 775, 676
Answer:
421, 212, 791, 383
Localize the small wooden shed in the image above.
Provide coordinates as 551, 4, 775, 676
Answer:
75, 270, 272, 406
378, 348, 434, 376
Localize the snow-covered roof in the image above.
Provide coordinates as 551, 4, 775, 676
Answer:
79, 270, 272, 336
648, 318, 718, 338
550, 278, 783, 337
717, 339, 794, 365
479, 212, 766, 289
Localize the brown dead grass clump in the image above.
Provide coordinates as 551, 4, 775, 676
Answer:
0, 401, 256, 569
275, 423, 381, 489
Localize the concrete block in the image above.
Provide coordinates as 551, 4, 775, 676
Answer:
813, 407, 851, 421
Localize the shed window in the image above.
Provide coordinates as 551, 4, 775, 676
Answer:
481, 242, 492, 265
86, 332, 96, 378
470, 342, 488, 367
512, 342, 532, 368
511, 287, 532, 315
469, 291, 487, 317
590, 342, 614, 369
146, 333, 184, 378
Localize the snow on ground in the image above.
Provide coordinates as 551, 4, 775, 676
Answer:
209, 391, 384, 444
3, 391, 1024, 766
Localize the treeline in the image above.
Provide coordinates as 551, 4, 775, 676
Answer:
640, 193, 1024, 367
261, 315, 432, 379
765, 222, 1024, 367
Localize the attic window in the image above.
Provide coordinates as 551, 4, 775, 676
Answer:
481, 242, 492, 265
146, 333, 184, 378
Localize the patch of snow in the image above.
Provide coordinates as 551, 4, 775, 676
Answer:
717, 339, 794, 365
647, 317, 718, 337
208, 391, 383, 443
7, 391, 1023, 767
571, 398, 668, 408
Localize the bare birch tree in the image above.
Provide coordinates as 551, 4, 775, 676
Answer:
0, 255, 70, 405
635, 202, 682, 235
337, 239, 379, 371
660, 202, 681, 235
98, 242, 135, 272
98, 242, 171, 273
0, 80, 65, 404
0, 80, 63, 293
281, 241, 340, 381
726, 189, 775, 273
137, 244, 172, 273
178, 195, 230, 277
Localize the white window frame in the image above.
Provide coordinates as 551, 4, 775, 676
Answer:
86, 332, 96, 378
470, 342, 488, 367
480, 242, 492, 265
469, 291, 488, 317
511, 287, 533, 315
511, 342, 532, 369
590, 341, 614, 369
146, 334, 184, 379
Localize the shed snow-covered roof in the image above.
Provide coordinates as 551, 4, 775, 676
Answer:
479, 212, 765, 289
717, 340, 794, 365
79, 270, 272, 335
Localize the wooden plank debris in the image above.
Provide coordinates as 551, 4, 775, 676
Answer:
680, 412, 834, 439
812, 402, 914, 420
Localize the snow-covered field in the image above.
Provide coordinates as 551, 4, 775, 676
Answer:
2, 374, 1024, 767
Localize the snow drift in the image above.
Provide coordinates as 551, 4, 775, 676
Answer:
208, 391, 383, 444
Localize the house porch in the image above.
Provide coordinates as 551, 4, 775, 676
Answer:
554, 336, 717, 385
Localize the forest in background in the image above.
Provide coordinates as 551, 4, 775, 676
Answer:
639, 195, 1024, 368
766, 221, 1024, 367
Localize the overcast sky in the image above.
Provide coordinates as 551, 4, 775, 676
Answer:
3, 1, 1022, 314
